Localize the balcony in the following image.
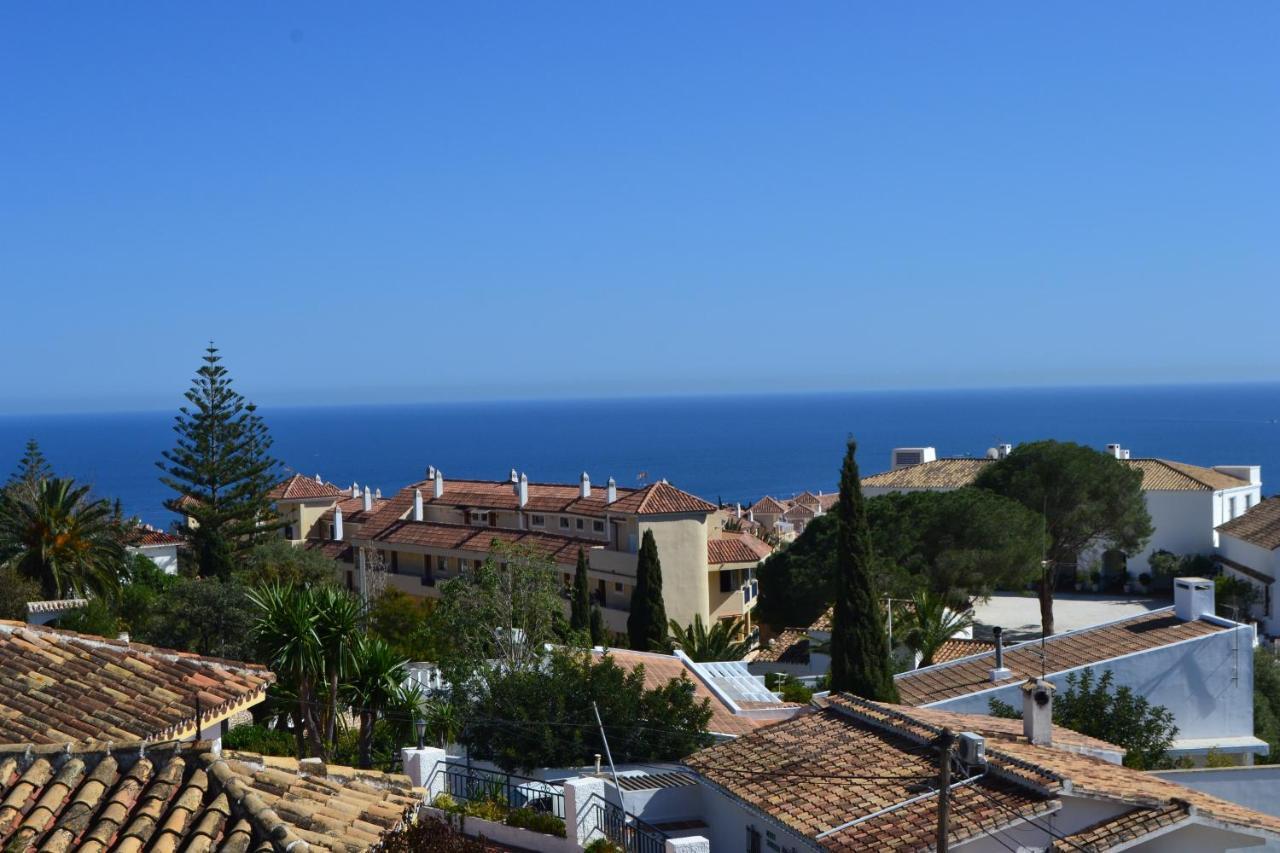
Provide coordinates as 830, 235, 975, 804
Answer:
589, 546, 638, 579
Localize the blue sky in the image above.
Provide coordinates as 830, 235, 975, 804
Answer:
1, 3, 1277, 413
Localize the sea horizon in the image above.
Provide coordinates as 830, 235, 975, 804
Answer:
2, 381, 1277, 527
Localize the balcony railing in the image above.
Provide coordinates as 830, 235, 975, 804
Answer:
592, 798, 667, 853
434, 764, 565, 819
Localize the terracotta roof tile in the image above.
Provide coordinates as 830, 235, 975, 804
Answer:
376, 520, 600, 567
749, 496, 787, 516
1128, 458, 1251, 492
0, 622, 273, 745
708, 534, 773, 565
931, 638, 996, 664
753, 629, 810, 664
894, 608, 1228, 706
268, 474, 346, 501
127, 525, 184, 547
1218, 497, 1280, 551
603, 481, 717, 515
0, 742, 422, 852
1060, 802, 1191, 848
861, 456, 1252, 493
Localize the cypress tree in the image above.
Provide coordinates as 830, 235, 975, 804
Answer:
570, 547, 590, 633
829, 439, 899, 701
627, 529, 668, 652
589, 605, 605, 647
158, 345, 281, 579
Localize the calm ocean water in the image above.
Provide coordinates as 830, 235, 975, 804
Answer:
2, 384, 1278, 527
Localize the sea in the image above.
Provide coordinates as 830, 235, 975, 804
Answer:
1, 383, 1278, 527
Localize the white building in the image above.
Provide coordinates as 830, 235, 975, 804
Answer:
1216, 497, 1280, 634
893, 578, 1267, 765
126, 524, 182, 575
861, 442, 1264, 579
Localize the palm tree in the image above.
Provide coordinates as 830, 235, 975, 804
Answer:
249, 583, 325, 758
312, 585, 364, 749
421, 697, 463, 749
668, 615, 752, 662
346, 635, 412, 768
0, 477, 125, 599
902, 590, 974, 667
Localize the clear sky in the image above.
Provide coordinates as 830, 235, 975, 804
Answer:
1, 3, 1277, 413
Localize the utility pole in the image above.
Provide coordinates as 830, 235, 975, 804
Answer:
936, 728, 954, 853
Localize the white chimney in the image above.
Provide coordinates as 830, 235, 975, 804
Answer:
997, 443, 1012, 459
607, 477, 617, 504
735, 502, 742, 519
363, 489, 373, 512
374, 488, 382, 500
1105, 443, 1130, 460
748, 509, 755, 523
580, 472, 591, 499
510, 468, 519, 484
413, 489, 424, 522
427, 465, 436, 480
518, 473, 529, 508
333, 507, 344, 541
314, 473, 323, 483
434, 469, 444, 499
1174, 576, 1215, 622
350, 483, 359, 498
988, 626, 1012, 682
1021, 677, 1055, 746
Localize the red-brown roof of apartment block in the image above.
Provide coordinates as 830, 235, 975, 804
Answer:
894, 608, 1229, 706
707, 534, 773, 565
603, 481, 717, 515
747, 496, 787, 516
127, 525, 184, 547
0, 621, 273, 745
1218, 496, 1280, 551
268, 473, 346, 501
377, 520, 601, 566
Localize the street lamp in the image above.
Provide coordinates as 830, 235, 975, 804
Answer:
414, 714, 427, 751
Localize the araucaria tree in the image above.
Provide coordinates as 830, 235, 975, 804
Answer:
628, 529, 668, 652
570, 547, 590, 634
829, 439, 898, 701
974, 440, 1152, 636
158, 345, 281, 578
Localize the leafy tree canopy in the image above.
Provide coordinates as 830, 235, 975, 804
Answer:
462, 647, 713, 772
974, 440, 1152, 635
368, 588, 444, 662
238, 538, 339, 588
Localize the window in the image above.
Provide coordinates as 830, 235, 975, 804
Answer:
489, 512, 497, 527
390, 551, 400, 574
747, 827, 762, 853
576, 518, 585, 530
1229, 497, 1238, 519
284, 525, 295, 540
560, 517, 570, 529
593, 520, 605, 533
327, 524, 335, 540
614, 582, 623, 591
531, 515, 545, 528
720, 570, 733, 592
346, 571, 353, 591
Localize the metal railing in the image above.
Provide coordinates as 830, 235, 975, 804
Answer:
433, 764, 565, 819
593, 798, 667, 853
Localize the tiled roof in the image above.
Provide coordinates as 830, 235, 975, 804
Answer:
707, 534, 773, 565
872, 701, 1120, 756
895, 608, 1228, 706
1218, 497, 1280, 551
0, 742, 422, 852
1127, 458, 1251, 491
860, 458, 993, 490
684, 695, 1058, 851
781, 503, 815, 521
686, 693, 1280, 851
748, 496, 787, 516
376, 520, 602, 567
593, 649, 777, 737
303, 539, 355, 563
1059, 802, 1190, 848
791, 492, 821, 509
268, 474, 345, 501
753, 629, 810, 665
861, 456, 1252, 493
931, 638, 996, 664
407, 477, 640, 517
127, 525, 183, 547
808, 607, 834, 633
603, 481, 717, 515
0, 621, 273, 745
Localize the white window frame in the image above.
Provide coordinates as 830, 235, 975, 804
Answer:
531, 514, 545, 528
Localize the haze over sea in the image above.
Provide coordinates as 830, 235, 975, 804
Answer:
2, 383, 1277, 527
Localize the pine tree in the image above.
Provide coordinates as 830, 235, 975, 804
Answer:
627, 529, 668, 652
570, 547, 591, 632
829, 439, 899, 701
8, 439, 52, 495
158, 345, 281, 578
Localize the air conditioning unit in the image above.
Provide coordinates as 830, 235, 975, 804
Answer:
957, 732, 986, 767
891, 447, 937, 470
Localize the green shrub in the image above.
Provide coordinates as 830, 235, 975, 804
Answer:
223, 724, 296, 756
585, 839, 625, 853
431, 793, 458, 811
505, 808, 566, 837
462, 798, 507, 822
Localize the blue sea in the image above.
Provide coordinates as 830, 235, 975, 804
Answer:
2, 384, 1278, 527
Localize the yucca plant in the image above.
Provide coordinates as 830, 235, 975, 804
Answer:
312, 584, 364, 748
248, 583, 325, 758
0, 477, 125, 599
345, 635, 412, 768
667, 614, 751, 662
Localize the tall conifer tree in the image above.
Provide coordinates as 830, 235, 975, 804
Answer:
829, 439, 899, 701
627, 530, 668, 651
570, 547, 591, 633
158, 345, 280, 578
8, 439, 52, 495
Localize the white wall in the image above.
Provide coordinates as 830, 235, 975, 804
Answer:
130, 544, 179, 575
1153, 765, 1280, 818
925, 625, 1258, 752
693, 781, 815, 853
1218, 533, 1280, 633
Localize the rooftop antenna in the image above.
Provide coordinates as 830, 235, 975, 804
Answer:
592, 701, 625, 814
1040, 496, 1049, 679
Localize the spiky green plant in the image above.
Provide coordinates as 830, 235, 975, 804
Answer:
668, 615, 751, 662
901, 590, 974, 667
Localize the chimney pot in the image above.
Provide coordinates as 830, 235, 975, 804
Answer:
315, 473, 323, 483
989, 626, 1011, 682
606, 477, 617, 505
427, 465, 436, 480
1174, 577, 1216, 622
518, 473, 529, 508
363, 489, 373, 512
374, 487, 382, 499
117, 632, 130, 643
434, 470, 444, 499
1021, 677, 1055, 746
580, 472, 591, 499
350, 483, 359, 498
412, 489, 424, 522
333, 507, 344, 541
